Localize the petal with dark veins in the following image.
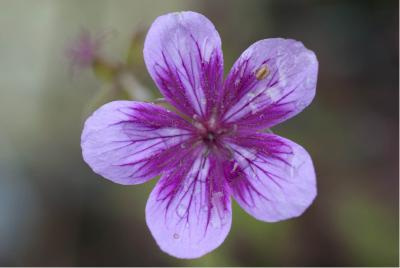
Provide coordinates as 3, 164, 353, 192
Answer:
146, 151, 232, 258
144, 11, 224, 120
224, 132, 316, 222
81, 101, 195, 185
221, 38, 318, 130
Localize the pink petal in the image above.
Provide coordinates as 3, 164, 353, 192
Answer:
143, 11, 224, 120
221, 38, 318, 130
224, 132, 316, 222
146, 151, 232, 259
81, 101, 195, 185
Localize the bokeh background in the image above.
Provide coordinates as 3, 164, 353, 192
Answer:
0, 0, 398, 266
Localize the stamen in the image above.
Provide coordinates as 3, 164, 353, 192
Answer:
194, 121, 206, 132
208, 107, 218, 129
208, 115, 216, 129
232, 124, 238, 133
255, 65, 269, 80
232, 162, 238, 172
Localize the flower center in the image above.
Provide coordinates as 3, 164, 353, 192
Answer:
192, 112, 238, 152
192, 116, 223, 147
202, 131, 216, 144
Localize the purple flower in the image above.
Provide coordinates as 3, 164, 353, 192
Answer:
81, 11, 318, 259
66, 29, 102, 70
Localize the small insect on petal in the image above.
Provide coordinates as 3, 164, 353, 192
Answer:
255, 65, 269, 80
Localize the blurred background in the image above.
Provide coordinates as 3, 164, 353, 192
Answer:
0, 0, 398, 266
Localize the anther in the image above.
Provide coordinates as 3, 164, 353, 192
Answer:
255, 65, 269, 80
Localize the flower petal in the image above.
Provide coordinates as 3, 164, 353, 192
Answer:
81, 101, 195, 185
144, 11, 224, 119
224, 132, 316, 222
221, 38, 318, 130
146, 151, 232, 259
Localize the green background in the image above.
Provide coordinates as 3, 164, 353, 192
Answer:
0, 0, 398, 266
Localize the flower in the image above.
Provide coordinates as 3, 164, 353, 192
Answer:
66, 29, 102, 71
81, 11, 318, 259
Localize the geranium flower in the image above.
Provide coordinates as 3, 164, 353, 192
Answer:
81, 11, 318, 259
66, 29, 103, 71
